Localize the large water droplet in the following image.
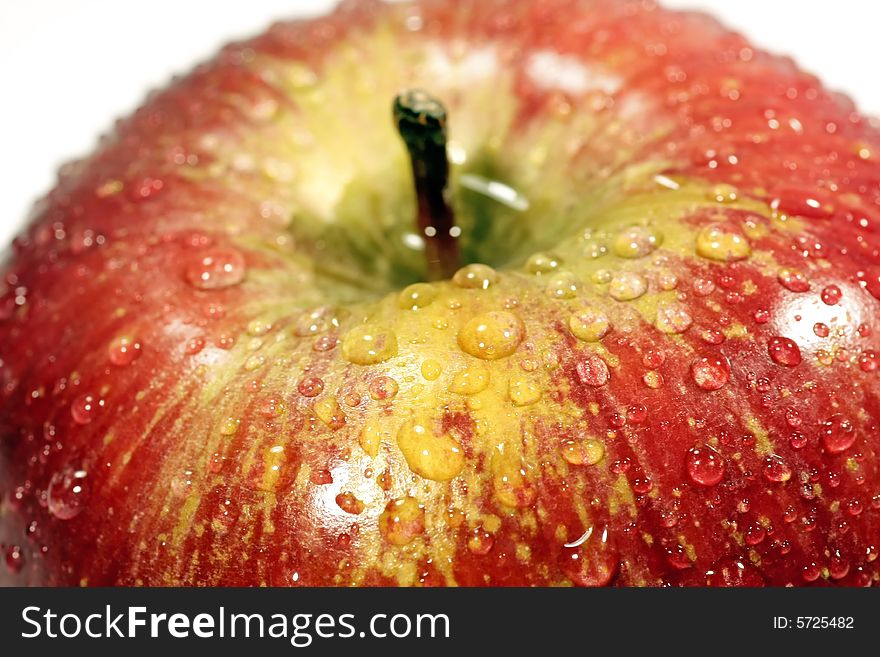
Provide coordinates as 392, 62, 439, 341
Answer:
695, 224, 750, 262
184, 248, 246, 290
398, 282, 437, 310
47, 466, 89, 520
71, 393, 102, 425
655, 301, 693, 334
690, 354, 731, 390
686, 445, 724, 486
569, 308, 610, 342
768, 336, 801, 366
457, 311, 524, 360
341, 325, 398, 365
575, 353, 609, 387
608, 272, 647, 301
108, 335, 142, 366
821, 414, 855, 454
612, 225, 663, 259
396, 417, 464, 481
452, 263, 498, 290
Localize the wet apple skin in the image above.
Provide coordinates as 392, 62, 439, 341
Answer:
1, 0, 879, 586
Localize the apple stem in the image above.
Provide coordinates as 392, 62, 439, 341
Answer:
393, 90, 460, 281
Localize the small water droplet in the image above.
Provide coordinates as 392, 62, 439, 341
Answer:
396, 416, 464, 481
358, 420, 385, 457
753, 308, 770, 324
335, 492, 365, 515
368, 375, 399, 400
545, 272, 580, 299
71, 393, 102, 425
508, 375, 541, 406
108, 336, 142, 366
655, 302, 693, 334
398, 282, 437, 309
693, 278, 715, 296
762, 455, 792, 483
768, 336, 801, 366
789, 430, 807, 449
457, 311, 524, 360
5, 545, 24, 574
612, 225, 663, 259
450, 362, 489, 395
379, 497, 425, 545
467, 527, 495, 555
642, 370, 664, 388
642, 349, 666, 369
561, 436, 605, 465
608, 272, 647, 301
690, 354, 731, 390
695, 224, 751, 262
812, 322, 830, 338
561, 526, 618, 587
314, 397, 346, 430
858, 350, 878, 372
220, 417, 240, 436
820, 284, 842, 305
47, 466, 89, 519
524, 252, 562, 274
821, 414, 855, 454
569, 307, 610, 342
184, 248, 246, 290
293, 306, 338, 337
341, 324, 398, 365
686, 445, 724, 486
185, 336, 206, 355
575, 353, 609, 387
777, 268, 811, 292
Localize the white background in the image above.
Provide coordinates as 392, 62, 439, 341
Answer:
0, 1, 876, 249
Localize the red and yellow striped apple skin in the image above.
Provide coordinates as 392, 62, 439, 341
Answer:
1, 0, 879, 586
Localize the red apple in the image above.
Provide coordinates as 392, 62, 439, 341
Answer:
1, 0, 879, 586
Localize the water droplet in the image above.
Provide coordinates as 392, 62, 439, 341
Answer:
47, 466, 89, 519
358, 420, 385, 457
789, 431, 807, 449
71, 393, 102, 425
561, 436, 605, 465
561, 526, 618, 587
545, 272, 580, 299
642, 370, 664, 388
642, 349, 666, 369
821, 414, 855, 454
608, 272, 647, 301
744, 524, 766, 546
396, 416, 464, 481
753, 308, 770, 324
368, 375, 399, 400
184, 248, 246, 290
612, 225, 663, 259
293, 306, 338, 337
762, 455, 792, 483
813, 322, 830, 338
457, 311, 524, 360
219, 417, 239, 436
655, 302, 693, 334
569, 308, 610, 342
4, 545, 23, 574
768, 336, 801, 366
693, 278, 716, 296
508, 375, 541, 406
575, 353, 609, 387
341, 324, 398, 365
379, 497, 425, 545
418, 359, 442, 381
858, 350, 878, 372
690, 354, 731, 390
185, 336, 206, 355
695, 224, 751, 262
492, 458, 536, 508
449, 362, 489, 395
398, 282, 437, 310
524, 252, 562, 274
777, 268, 811, 292
820, 285, 842, 305
108, 336, 142, 366
452, 263, 498, 290
467, 527, 495, 555
314, 397, 346, 430
335, 491, 365, 515
686, 445, 724, 486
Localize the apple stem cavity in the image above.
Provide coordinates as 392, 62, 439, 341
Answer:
393, 90, 460, 281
